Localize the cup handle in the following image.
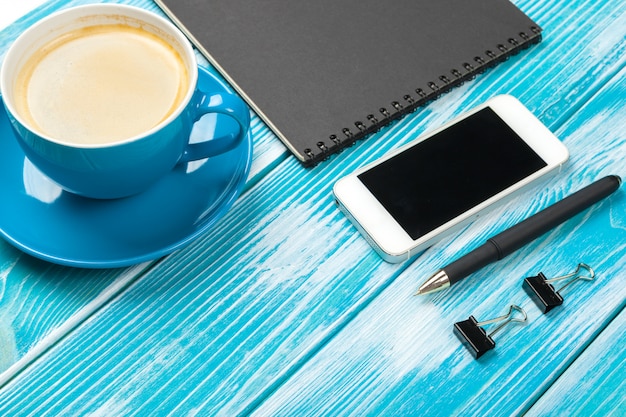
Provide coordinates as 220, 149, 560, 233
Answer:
180, 90, 250, 162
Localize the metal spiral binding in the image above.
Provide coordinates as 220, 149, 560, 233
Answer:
317, 141, 328, 152
304, 26, 542, 166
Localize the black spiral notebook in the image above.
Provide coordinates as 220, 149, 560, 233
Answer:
155, 0, 542, 166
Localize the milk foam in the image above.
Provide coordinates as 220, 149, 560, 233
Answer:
14, 24, 189, 145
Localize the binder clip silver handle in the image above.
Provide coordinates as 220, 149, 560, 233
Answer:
523, 263, 595, 313
454, 304, 527, 359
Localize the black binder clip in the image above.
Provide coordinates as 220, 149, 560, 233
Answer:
454, 305, 527, 359
523, 263, 595, 313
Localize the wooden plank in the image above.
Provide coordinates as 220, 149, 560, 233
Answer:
0, 0, 623, 415
526, 307, 626, 416
0, 256, 148, 385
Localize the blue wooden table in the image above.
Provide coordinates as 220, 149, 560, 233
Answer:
0, 0, 624, 415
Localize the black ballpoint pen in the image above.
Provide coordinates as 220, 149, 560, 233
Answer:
416, 175, 622, 295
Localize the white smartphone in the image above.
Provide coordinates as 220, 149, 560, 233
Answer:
333, 95, 569, 263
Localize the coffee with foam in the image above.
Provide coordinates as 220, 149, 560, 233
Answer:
13, 24, 189, 145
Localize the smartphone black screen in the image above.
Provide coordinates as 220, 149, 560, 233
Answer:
358, 108, 547, 240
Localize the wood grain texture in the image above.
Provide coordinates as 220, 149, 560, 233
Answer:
252, 66, 626, 417
0, 256, 148, 385
526, 307, 625, 416
0, 0, 623, 415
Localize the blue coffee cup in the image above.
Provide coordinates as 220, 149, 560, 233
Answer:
0, 4, 250, 199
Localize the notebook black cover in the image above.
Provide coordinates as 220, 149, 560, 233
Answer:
155, 0, 542, 166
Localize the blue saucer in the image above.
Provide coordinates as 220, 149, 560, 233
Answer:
0, 67, 252, 268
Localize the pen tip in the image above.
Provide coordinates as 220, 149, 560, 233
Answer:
415, 270, 450, 296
